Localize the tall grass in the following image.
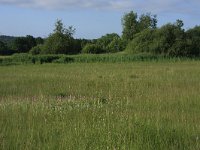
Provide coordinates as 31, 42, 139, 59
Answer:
0, 62, 200, 149
0, 53, 199, 65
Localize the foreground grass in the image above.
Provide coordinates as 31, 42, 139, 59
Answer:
0, 62, 200, 149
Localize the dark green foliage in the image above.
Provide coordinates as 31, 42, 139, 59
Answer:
185, 26, 200, 56
83, 33, 126, 54
0, 35, 16, 44
13, 35, 36, 53
95, 33, 125, 53
71, 39, 91, 54
35, 37, 44, 45
153, 21, 186, 56
126, 20, 193, 56
0, 41, 8, 53
82, 43, 104, 54
0, 41, 16, 55
126, 29, 156, 54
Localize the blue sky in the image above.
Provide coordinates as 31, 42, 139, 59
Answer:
0, 0, 200, 39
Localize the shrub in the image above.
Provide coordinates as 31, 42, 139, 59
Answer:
185, 26, 200, 56
82, 44, 105, 54
29, 44, 43, 55
126, 21, 188, 56
126, 29, 156, 54
53, 56, 74, 63
106, 38, 126, 53
0, 41, 16, 55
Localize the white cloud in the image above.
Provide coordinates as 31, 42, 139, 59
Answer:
0, 0, 199, 15
0, 0, 135, 10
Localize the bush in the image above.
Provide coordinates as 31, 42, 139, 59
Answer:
126, 29, 156, 54
106, 38, 126, 53
0, 41, 16, 55
185, 26, 200, 56
29, 44, 43, 55
42, 33, 73, 54
126, 21, 188, 56
53, 56, 74, 63
82, 44, 105, 54
153, 23, 187, 56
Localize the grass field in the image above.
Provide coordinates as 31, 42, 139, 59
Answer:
1, 61, 200, 149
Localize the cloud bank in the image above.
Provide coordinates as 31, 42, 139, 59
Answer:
0, 0, 134, 10
0, 0, 200, 15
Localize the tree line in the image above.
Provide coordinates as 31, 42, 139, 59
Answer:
0, 11, 200, 57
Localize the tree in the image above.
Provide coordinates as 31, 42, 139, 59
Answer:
0, 41, 8, 55
122, 11, 157, 42
13, 35, 36, 53
54, 19, 75, 37
154, 20, 186, 56
138, 13, 157, 31
122, 11, 138, 41
26, 35, 36, 50
186, 26, 200, 56
0, 40, 15, 55
35, 37, 44, 45
96, 33, 120, 52
0, 41, 7, 50
42, 19, 76, 54
126, 20, 187, 56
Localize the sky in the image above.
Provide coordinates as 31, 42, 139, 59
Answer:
0, 0, 200, 39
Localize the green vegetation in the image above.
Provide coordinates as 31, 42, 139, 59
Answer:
0, 9, 200, 149
122, 11, 157, 41
1, 11, 200, 57
82, 43, 103, 54
126, 20, 199, 56
1, 53, 199, 66
1, 61, 200, 149
42, 20, 76, 54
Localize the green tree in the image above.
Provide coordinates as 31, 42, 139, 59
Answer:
42, 19, 76, 54
0, 41, 8, 55
122, 11, 138, 41
126, 20, 187, 56
138, 13, 157, 31
35, 37, 44, 45
0, 41, 15, 55
186, 26, 200, 56
0, 41, 7, 50
122, 11, 157, 42
13, 35, 36, 53
154, 20, 186, 56
96, 33, 120, 52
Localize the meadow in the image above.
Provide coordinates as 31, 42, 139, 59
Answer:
0, 60, 200, 149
